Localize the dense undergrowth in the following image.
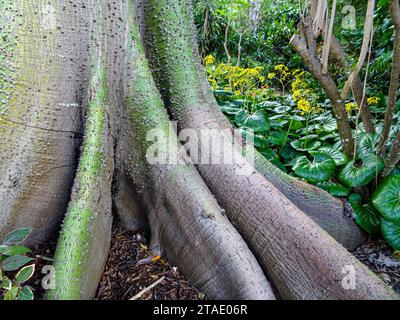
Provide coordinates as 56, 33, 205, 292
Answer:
204, 53, 400, 250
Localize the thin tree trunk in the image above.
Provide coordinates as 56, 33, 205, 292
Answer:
237, 33, 243, 66
310, 0, 375, 134
383, 132, 400, 177
200, 1, 210, 58
379, 0, 400, 156
341, 0, 376, 100
290, 18, 355, 157
224, 18, 232, 63
321, 0, 336, 75
330, 38, 376, 134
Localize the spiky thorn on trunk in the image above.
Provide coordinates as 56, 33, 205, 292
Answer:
0, 0, 90, 244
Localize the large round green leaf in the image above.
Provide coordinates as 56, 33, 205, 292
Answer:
318, 146, 349, 166
314, 115, 337, 132
219, 102, 241, 115
338, 154, 385, 187
269, 157, 288, 173
214, 90, 234, 97
231, 99, 248, 108
280, 145, 298, 161
381, 218, 400, 250
372, 176, 400, 224
257, 101, 282, 110
349, 194, 381, 235
235, 109, 270, 133
357, 133, 380, 156
241, 130, 269, 149
319, 132, 339, 141
258, 147, 274, 160
291, 139, 321, 152
292, 152, 336, 183
274, 106, 291, 114
269, 115, 289, 128
268, 130, 287, 146
389, 167, 400, 177
290, 120, 304, 131
316, 180, 352, 197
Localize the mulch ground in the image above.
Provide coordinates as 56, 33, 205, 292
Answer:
354, 238, 400, 294
96, 225, 202, 300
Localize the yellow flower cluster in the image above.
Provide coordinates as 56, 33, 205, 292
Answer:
345, 102, 359, 113
367, 97, 380, 105
297, 99, 311, 113
268, 64, 292, 94
206, 60, 268, 97
274, 64, 289, 73
204, 54, 216, 66
290, 69, 320, 115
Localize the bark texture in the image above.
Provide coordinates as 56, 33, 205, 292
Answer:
329, 37, 375, 134
0, 0, 89, 244
383, 132, 400, 177
47, 0, 274, 300
48, 61, 114, 300
310, 0, 375, 134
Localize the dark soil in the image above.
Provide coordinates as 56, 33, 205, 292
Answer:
354, 238, 400, 294
96, 225, 202, 300
25, 238, 58, 299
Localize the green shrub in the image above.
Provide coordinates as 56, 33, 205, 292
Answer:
0, 228, 35, 300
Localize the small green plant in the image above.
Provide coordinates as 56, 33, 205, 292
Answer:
0, 228, 35, 300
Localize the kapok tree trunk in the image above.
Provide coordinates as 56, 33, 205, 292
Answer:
48, 60, 114, 300
138, 0, 397, 299
0, 0, 89, 244
47, 0, 275, 300
46, 7, 115, 299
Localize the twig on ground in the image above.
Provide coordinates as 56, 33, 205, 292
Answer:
130, 276, 166, 300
